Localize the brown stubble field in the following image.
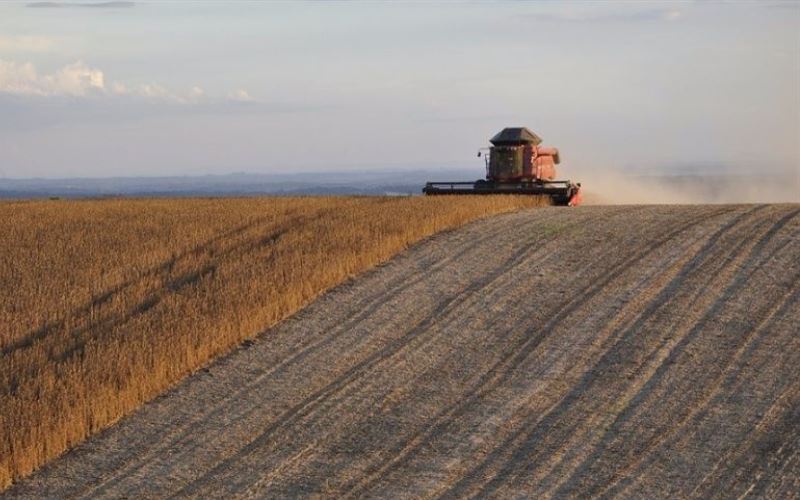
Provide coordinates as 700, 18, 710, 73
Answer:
0, 195, 542, 489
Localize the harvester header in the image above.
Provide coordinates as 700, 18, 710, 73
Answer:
423, 127, 582, 206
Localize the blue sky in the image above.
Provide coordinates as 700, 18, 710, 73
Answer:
0, 0, 798, 179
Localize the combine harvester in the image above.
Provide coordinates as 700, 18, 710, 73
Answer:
423, 127, 582, 206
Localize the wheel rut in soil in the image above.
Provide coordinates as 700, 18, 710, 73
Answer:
4, 205, 799, 499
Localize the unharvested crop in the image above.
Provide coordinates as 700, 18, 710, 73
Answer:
0, 195, 542, 488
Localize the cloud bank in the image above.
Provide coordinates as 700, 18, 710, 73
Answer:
0, 59, 251, 103
0, 60, 103, 96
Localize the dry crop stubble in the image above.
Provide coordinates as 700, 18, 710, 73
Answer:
0, 195, 544, 489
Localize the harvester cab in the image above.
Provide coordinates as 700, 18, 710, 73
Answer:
423, 127, 582, 206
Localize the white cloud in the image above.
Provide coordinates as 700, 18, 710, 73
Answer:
0, 59, 103, 96
134, 83, 208, 103
111, 81, 128, 95
0, 60, 39, 94
46, 60, 105, 95
228, 88, 254, 102
137, 82, 169, 99
0, 59, 232, 103
0, 35, 55, 53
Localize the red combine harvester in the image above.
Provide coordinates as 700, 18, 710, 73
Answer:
423, 127, 582, 206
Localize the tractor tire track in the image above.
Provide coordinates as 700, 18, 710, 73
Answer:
212, 207, 681, 498
432, 205, 775, 499
225, 205, 720, 498
4, 205, 798, 500
462, 206, 794, 498
533, 206, 798, 495
192, 204, 688, 495
563, 208, 800, 499
72, 204, 599, 499
171, 208, 588, 498
338, 206, 734, 498
68, 203, 562, 497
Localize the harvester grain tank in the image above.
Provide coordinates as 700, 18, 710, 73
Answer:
423, 127, 582, 206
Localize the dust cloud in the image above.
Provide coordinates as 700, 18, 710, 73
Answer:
573, 168, 799, 205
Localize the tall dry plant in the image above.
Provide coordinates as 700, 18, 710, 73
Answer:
0, 195, 545, 489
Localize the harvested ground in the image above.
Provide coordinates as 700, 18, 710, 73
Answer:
5, 205, 799, 499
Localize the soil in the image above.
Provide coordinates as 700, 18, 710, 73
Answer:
5, 205, 799, 499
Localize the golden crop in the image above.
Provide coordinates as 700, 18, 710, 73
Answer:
0, 195, 543, 488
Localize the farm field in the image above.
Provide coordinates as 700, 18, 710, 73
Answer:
4, 204, 799, 498
0, 196, 539, 489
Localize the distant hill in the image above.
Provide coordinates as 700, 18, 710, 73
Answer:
0, 170, 477, 199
